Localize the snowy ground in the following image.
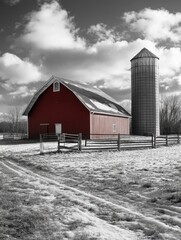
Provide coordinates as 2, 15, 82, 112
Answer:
0, 142, 181, 240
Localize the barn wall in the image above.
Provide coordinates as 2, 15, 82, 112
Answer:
28, 84, 90, 139
90, 113, 130, 138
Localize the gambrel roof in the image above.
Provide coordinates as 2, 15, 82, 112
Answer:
23, 76, 131, 118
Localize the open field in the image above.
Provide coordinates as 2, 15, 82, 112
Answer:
0, 143, 181, 239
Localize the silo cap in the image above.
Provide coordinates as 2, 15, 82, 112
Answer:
130, 48, 159, 61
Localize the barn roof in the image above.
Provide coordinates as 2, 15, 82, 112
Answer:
130, 48, 159, 61
23, 76, 131, 118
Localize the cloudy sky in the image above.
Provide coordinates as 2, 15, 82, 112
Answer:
1, 0, 181, 117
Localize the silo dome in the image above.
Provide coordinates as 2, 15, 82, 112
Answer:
131, 48, 160, 136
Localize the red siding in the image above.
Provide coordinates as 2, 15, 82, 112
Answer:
90, 113, 130, 138
28, 84, 90, 139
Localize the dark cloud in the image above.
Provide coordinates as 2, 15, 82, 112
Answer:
3, 0, 21, 6
101, 87, 131, 103
160, 78, 181, 95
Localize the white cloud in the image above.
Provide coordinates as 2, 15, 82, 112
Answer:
9, 86, 28, 97
158, 47, 181, 77
0, 53, 42, 85
123, 8, 181, 43
16, 2, 158, 91
41, 38, 157, 90
88, 23, 121, 42
39, 35, 181, 95
20, 1, 85, 50
2, 53, 22, 66
9, 4, 181, 107
121, 8, 181, 93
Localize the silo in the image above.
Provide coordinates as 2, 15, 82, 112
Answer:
131, 48, 160, 136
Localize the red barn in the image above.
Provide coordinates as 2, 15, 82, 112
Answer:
23, 76, 131, 139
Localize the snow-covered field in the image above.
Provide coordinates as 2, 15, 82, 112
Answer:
0, 142, 181, 240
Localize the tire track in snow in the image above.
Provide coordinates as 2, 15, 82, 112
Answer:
1, 159, 181, 237
0, 161, 23, 176
0, 158, 141, 240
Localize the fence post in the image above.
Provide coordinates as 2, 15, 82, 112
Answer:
78, 133, 82, 151
85, 137, 87, 147
151, 133, 154, 148
40, 134, 44, 155
154, 134, 157, 148
166, 135, 168, 146
177, 134, 180, 144
117, 133, 120, 151
57, 134, 60, 153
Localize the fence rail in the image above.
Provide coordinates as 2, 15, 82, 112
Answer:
2, 133, 28, 140
58, 133, 82, 152
84, 134, 154, 151
40, 133, 82, 154
155, 134, 180, 148
39, 133, 181, 154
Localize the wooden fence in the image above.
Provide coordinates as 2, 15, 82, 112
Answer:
40, 133, 82, 154
84, 134, 153, 151
2, 133, 28, 140
58, 133, 82, 152
39, 133, 181, 154
154, 134, 180, 148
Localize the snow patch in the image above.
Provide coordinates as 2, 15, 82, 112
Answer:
90, 99, 119, 113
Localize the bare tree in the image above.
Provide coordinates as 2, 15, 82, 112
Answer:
160, 95, 181, 134
3, 107, 22, 134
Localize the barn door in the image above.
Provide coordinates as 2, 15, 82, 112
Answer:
40, 123, 49, 135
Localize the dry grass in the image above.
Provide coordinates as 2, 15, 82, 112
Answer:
0, 173, 65, 240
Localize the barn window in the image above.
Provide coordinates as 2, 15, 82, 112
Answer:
53, 81, 60, 92
112, 124, 116, 133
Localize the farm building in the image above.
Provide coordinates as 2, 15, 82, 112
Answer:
23, 76, 131, 139
131, 48, 160, 136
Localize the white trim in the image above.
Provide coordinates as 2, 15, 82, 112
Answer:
55, 123, 62, 134
91, 111, 131, 118
53, 81, 60, 92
